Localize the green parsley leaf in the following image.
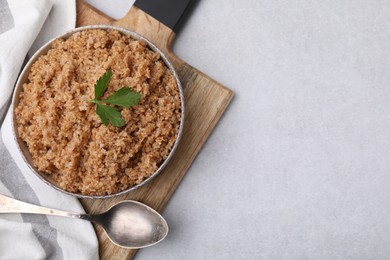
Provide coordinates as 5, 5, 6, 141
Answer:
96, 103, 126, 127
100, 87, 141, 108
86, 69, 141, 127
94, 69, 112, 100
95, 103, 109, 125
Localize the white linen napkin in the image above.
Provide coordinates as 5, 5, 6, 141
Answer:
0, 0, 99, 259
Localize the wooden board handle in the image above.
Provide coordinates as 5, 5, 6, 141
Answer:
77, 1, 176, 53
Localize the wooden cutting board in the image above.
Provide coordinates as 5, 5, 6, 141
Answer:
76, 1, 234, 259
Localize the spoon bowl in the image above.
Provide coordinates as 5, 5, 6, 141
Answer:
81, 200, 168, 248
0, 194, 168, 249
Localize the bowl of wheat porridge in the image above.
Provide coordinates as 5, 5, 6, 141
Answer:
11, 25, 184, 198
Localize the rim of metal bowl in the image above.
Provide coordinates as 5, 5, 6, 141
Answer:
11, 25, 185, 199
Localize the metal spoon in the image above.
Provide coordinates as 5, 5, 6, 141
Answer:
0, 194, 168, 249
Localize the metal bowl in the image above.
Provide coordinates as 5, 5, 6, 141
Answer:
11, 25, 184, 199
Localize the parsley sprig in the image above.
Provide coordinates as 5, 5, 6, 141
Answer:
86, 69, 141, 127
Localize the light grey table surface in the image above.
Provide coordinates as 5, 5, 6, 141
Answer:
87, 0, 390, 259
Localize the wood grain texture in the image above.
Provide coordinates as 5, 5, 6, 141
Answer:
76, 1, 234, 259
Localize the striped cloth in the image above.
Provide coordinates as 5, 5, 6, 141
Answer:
0, 0, 99, 259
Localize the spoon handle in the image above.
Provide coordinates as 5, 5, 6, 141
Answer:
0, 193, 81, 218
